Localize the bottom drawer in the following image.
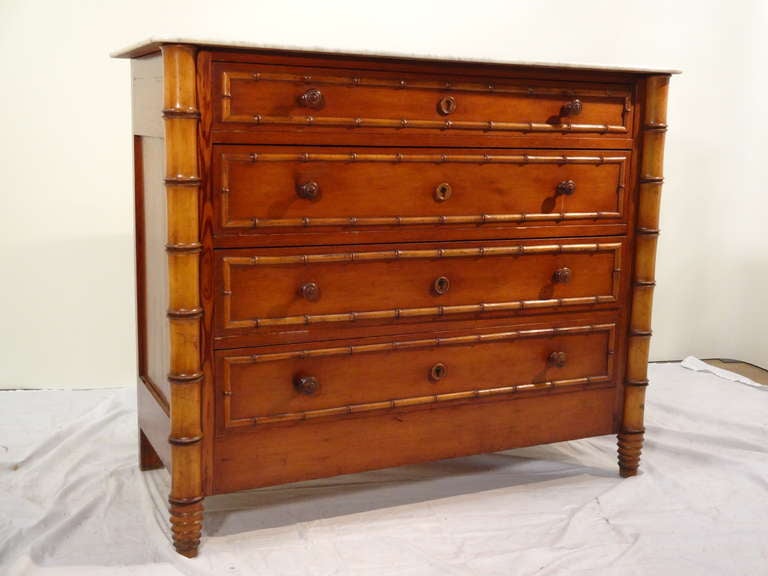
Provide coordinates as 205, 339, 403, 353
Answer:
216, 320, 617, 429
213, 386, 618, 493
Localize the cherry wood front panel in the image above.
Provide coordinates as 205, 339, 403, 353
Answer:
217, 321, 615, 428
213, 146, 630, 237
213, 385, 618, 492
214, 63, 632, 141
215, 238, 624, 336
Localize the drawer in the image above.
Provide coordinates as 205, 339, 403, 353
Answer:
215, 238, 624, 335
214, 63, 632, 138
214, 385, 618, 492
217, 320, 617, 429
214, 146, 630, 236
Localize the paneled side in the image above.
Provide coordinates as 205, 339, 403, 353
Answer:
132, 51, 171, 473
141, 136, 170, 404
132, 54, 164, 138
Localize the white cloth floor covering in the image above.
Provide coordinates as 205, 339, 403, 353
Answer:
1, 361, 767, 576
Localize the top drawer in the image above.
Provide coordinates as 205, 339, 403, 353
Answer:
213, 63, 633, 142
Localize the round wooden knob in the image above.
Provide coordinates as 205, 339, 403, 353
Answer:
434, 182, 452, 202
298, 281, 320, 301
297, 88, 325, 109
560, 98, 582, 117
429, 362, 447, 381
296, 181, 320, 200
294, 374, 320, 395
437, 95, 456, 116
555, 179, 576, 196
433, 276, 450, 295
548, 351, 568, 368
552, 267, 572, 284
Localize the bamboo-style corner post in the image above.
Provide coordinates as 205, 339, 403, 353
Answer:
618, 75, 670, 477
162, 44, 204, 557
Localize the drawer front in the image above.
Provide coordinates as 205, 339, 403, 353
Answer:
214, 385, 618, 492
215, 63, 632, 138
214, 146, 630, 235
217, 321, 616, 429
215, 239, 624, 335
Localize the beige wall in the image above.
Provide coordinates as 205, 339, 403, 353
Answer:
1, 0, 766, 389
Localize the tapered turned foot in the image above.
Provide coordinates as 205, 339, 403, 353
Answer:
170, 499, 203, 557
617, 431, 644, 477
139, 430, 164, 471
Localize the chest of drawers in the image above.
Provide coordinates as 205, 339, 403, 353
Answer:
116, 40, 674, 557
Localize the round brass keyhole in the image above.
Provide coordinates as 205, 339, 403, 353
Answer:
437, 96, 456, 115
294, 374, 320, 395
434, 182, 453, 202
548, 351, 568, 368
299, 281, 320, 301
552, 267, 572, 284
555, 180, 576, 196
296, 180, 320, 200
297, 88, 325, 109
430, 362, 447, 381
433, 276, 450, 295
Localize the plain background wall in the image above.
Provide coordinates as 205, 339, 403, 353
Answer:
1, 0, 766, 389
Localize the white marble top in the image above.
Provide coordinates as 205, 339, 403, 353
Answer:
112, 37, 680, 75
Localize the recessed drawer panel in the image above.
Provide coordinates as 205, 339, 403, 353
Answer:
213, 146, 630, 236
217, 320, 616, 429
215, 238, 624, 335
214, 63, 632, 139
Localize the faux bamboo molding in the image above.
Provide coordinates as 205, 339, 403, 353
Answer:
225, 242, 621, 265
224, 69, 632, 99
162, 45, 203, 558
235, 152, 628, 164
219, 152, 628, 229
222, 323, 616, 427
619, 75, 669, 478
221, 243, 622, 329
221, 70, 631, 133
234, 115, 626, 134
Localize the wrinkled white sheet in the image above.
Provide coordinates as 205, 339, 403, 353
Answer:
1, 361, 767, 576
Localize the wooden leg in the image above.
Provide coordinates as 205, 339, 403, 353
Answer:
617, 430, 644, 477
139, 429, 164, 471
170, 498, 204, 557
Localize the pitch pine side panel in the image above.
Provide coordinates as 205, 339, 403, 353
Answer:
132, 52, 171, 450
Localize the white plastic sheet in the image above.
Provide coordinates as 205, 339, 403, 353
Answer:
1, 361, 767, 575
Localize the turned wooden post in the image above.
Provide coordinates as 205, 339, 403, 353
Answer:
618, 75, 670, 477
162, 44, 204, 557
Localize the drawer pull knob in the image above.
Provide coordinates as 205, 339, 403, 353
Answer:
548, 351, 568, 368
560, 98, 582, 117
552, 267, 572, 284
434, 182, 453, 202
298, 281, 321, 301
433, 275, 451, 295
294, 374, 320, 395
555, 179, 576, 196
297, 88, 325, 109
437, 95, 457, 116
429, 362, 447, 381
296, 180, 320, 200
